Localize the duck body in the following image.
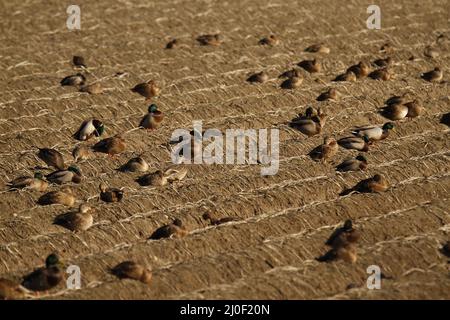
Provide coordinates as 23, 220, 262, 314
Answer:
74, 119, 104, 141
309, 137, 338, 163
119, 156, 149, 172
140, 104, 164, 130
421, 67, 443, 82
317, 88, 337, 101
336, 155, 368, 172
298, 59, 321, 73
381, 103, 409, 120
38, 188, 75, 206
352, 122, 394, 141
333, 71, 356, 82
281, 76, 303, 89
111, 261, 152, 285
37, 148, 65, 170
247, 71, 268, 83
258, 35, 279, 46
405, 100, 424, 118
149, 219, 188, 240
8, 173, 48, 192
54, 204, 93, 232
197, 34, 222, 46
305, 44, 330, 54
60, 73, 86, 86
93, 135, 126, 156
340, 174, 389, 196
72, 145, 90, 162
346, 62, 370, 78
337, 136, 371, 152
46, 166, 82, 184
131, 80, 160, 99
22, 254, 63, 292
99, 183, 124, 203
289, 108, 326, 137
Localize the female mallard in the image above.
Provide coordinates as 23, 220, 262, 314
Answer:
54, 204, 93, 232
352, 122, 394, 141
258, 35, 279, 46
325, 219, 360, 247
0, 278, 33, 300
79, 82, 103, 95
73, 55, 87, 68
346, 61, 371, 78
247, 71, 268, 83
309, 137, 338, 163
305, 44, 330, 54
38, 186, 75, 206
333, 71, 356, 82
385, 94, 408, 106
317, 241, 358, 264
278, 68, 300, 79
202, 212, 238, 226
46, 166, 82, 184
60, 73, 86, 86
336, 155, 368, 172
421, 67, 443, 82
280, 76, 303, 89
197, 34, 222, 46
8, 172, 48, 192
340, 174, 389, 196
140, 104, 164, 130
316, 88, 337, 101
37, 147, 65, 170
21, 254, 64, 292
380, 103, 408, 120
73, 119, 105, 141
368, 68, 391, 81
93, 135, 126, 156
289, 108, 326, 137
118, 156, 149, 173
298, 59, 321, 73
137, 166, 188, 186
337, 136, 371, 152
99, 183, 124, 203
131, 80, 161, 100
149, 218, 188, 239
405, 100, 424, 118
111, 261, 152, 285
72, 145, 90, 162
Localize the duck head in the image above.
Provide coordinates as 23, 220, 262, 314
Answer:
148, 104, 158, 113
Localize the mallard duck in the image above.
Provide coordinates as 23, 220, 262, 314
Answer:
380, 103, 408, 120
298, 59, 321, 73
317, 220, 360, 263
440, 112, 450, 127
73, 119, 105, 141
289, 108, 326, 136
337, 136, 371, 152
22, 254, 64, 292
258, 35, 279, 46
165, 39, 178, 49
140, 104, 164, 130
424, 46, 439, 58
111, 261, 152, 285
149, 218, 188, 239
247, 71, 268, 83
54, 204, 93, 232
8, 172, 48, 192
369, 68, 391, 80
131, 80, 161, 99
202, 212, 238, 226
346, 61, 370, 78
93, 135, 126, 156
60, 73, 86, 86
352, 122, 394, 141
46, 166, 82, 184
278, 68, 300, 79
118, 156, 149, 172
305, 44, 330, 54
405, 100, 424, 118
280, 76, 303, 89
72, 145, 90, 162
79, 82, 103, 94
421, 67, 443, 82
333, 71, 356, 82
309, 136, 338, 163
0, 278, 33, 300
137, 166, 188, 186
336, 155, 368, 172
99, 183, 124, 203
385, 94, 408, 106
316, 88, 337, 101
73, 56, 86, 68
37, 147, 65, 170
197, 34, 222, 46
38, 187, 75, 206
373, 57, 392, 67
340, 174, 389, 196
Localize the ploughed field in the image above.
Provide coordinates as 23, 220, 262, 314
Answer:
0, 0, 449, 299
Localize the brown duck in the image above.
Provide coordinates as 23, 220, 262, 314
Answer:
111, 261, 152, 285
346, 61, 370, 78
99, 183, 124, 203
131, 80, 161, 100
93, 135, 126, 156
149, 218, 188, 240
298, 59, 321, 73
336, 155, 368, 172
340, 174, 389, 196
21, 254, 64, 292
316, 88, 337, 101
37, 147, 65, 170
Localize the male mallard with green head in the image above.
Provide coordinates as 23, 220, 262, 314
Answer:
74, 119, 105, 141
140, 104, 164, 130
352, 122, 394, 141
22, 254, 64, 292
46, 166, 82, 184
